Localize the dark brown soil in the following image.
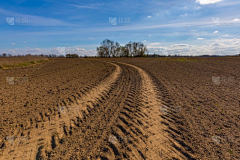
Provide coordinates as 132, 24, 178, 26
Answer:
111, 57, 240, 160
0, 57, 239, 160
0, 58, 115, 159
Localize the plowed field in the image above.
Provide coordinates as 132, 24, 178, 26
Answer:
0, 57, 239, 160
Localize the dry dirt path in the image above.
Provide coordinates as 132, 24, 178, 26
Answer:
1, 60, 188, 160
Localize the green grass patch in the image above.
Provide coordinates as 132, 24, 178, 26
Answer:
0, 59, 49, 69
37, 60, 48, 63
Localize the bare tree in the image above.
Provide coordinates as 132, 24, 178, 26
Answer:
97, 40, 148, 58
114, 42, 121, 57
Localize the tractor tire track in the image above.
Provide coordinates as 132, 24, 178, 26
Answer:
1, 61, 121, 160
49, 63, 141, 159
49, 60, 187, 160
1, 60, 187, 159
114, 62, 187, 160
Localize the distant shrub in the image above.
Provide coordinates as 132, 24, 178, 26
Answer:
66, 54, 79, 58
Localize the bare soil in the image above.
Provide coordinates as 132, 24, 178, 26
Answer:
111, 57, 240, 160
0, 56, 48, 67
0, 57, 239, 160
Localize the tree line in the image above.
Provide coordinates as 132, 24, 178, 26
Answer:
96, 39, 148, 57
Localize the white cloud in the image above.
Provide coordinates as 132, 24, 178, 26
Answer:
197, 6, 202, 9
148, 15, 152, 18
210, 43, 220, 46
5, 48, 45, 55
50, 47, 96, 56
213, 31, 219, 34
197, 38, 204, 40
170, 44, 189, 48
100, 19, 214, 32
72, 4, 102, 9
180, 13, 188, 17
222, 34, 229, 37
173, 44, 188, 47
75, 48, 86, 51
146, 38, 240, 56
11, 43, 15, 45
148, 42, 161, 48
233, 18, 239, 22
196, 0, 223, 5
0, 7, 74, 27
7, 49, 17, 54
1, 47, 96, 56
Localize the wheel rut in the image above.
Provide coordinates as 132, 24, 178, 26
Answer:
1, 60, 186, 160
1, 61, 121, 160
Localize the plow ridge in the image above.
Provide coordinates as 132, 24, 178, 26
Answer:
0, 60, 193, 160
0, 61, 120, 160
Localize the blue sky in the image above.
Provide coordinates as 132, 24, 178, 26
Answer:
0, 0, 240, 56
